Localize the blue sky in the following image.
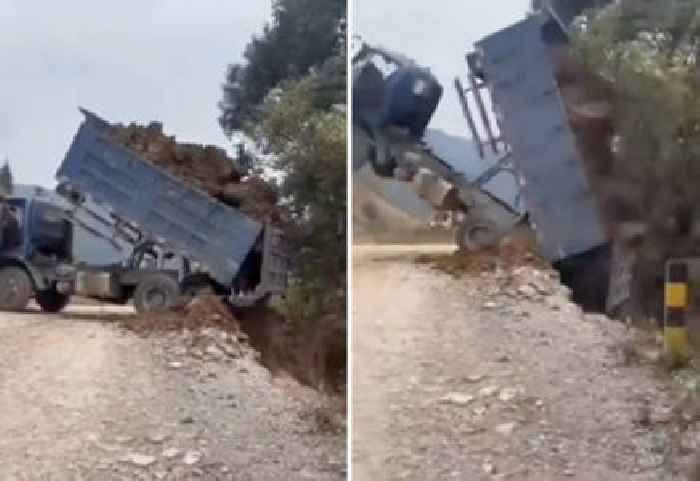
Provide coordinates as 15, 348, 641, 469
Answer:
0, 0, 272, 186
354, 0, 529, 138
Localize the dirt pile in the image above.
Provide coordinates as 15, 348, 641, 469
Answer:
121, 295, 249, 359
414, 234, 575, 313
415, 229, 548, 278
108, 122, 283, 222
116, 295, 345, 393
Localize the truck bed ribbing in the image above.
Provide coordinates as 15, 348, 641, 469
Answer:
56, 109, 262, 286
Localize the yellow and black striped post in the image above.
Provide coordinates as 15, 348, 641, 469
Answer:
665, 260, 691, 363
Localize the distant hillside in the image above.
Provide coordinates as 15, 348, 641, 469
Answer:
353, 166, 452, 244
352, 128, 522, 238
354, 165, 432, 221
424, 129, 491, 177
424, 129, 521, 210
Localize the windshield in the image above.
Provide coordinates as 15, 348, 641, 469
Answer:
30, 201, 73, 260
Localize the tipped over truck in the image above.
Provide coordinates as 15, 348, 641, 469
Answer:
458, 1, 628, 313
352, 1, 637, 313
352, 44, 523, 251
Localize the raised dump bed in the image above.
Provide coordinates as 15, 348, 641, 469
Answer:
56, 109, 266, 289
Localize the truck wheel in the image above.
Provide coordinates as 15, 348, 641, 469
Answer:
133, 275, 180, 314
0, 267, 33, 311
36, 290, 70, 313
455, 221, 500, 251
181, 275, 215, 298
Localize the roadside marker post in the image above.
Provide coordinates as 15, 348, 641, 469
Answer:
664, 260, 691, 363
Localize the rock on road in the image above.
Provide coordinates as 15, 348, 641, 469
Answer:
0, 306, 345, 481
352, 244, 692, 481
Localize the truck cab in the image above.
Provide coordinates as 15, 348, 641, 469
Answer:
0, 195, 73, 312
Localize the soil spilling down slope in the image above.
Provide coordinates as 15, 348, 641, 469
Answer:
551, 47, 682, 317
121, 295, 250, 360
236, 305, 347, 394
415, 229, 548, 277
108, 122, 283, 222
117, 295, 345, 394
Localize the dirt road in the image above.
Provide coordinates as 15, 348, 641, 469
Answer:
0, 306, 345, 481
353, 245, 693, 481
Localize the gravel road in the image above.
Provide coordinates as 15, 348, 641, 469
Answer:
0, 306, 345, 481
353, 245, 695, 481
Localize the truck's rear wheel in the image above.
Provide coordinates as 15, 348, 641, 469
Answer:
181, 275, 215, 298
133, 275, 180, 314
0, 267, 33, 311
36, 290, 70, 313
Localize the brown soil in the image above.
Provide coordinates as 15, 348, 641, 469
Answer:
108, 121, 285, 223
120, 295, 242, 334
415, 229, 548, 278
117, 295, 250, 359
236, 305, 346, 395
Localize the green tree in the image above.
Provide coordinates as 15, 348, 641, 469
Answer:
218, 0, 346, 135
262, 70, 347, 391
218, 0, 347, 390
219, 0, 346, 309
263, 77, 346, 300
573, 0, 700, 315
0, 160, 13, 195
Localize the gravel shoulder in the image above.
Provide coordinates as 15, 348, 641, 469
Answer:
0, 307, 345, 481
352, 245, 693, 481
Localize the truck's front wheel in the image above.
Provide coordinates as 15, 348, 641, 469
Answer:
455, 220, 501, 251
36, 290, 70, 313
133, 275, 180, 314
181, 274, 215, 298
0, 267, 33, 311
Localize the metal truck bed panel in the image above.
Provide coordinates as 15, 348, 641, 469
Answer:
477, 17, 606, 261
57, 110, 262, 286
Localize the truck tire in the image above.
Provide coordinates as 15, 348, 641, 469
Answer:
133, 274, 180, 314
181, 275, 215, 298
455, 220, 500, 251
36, 290, 70, 313
0, 267, 33, 311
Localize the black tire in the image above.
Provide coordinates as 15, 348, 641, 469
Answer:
133, 274, 181, 314
0, 266, 33, 311
181, 274, 215, 298
455, 220, 500, 251
36, 290, 70, 313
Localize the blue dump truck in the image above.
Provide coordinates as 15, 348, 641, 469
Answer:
352, 45, 523, 250
457, 0, 623, 312
0, 195, 75, 312
0, 110, 288, 313
353, 1, 623, 311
